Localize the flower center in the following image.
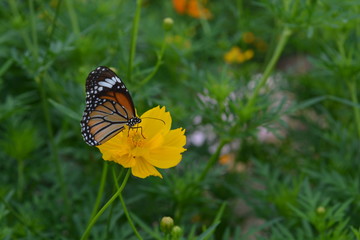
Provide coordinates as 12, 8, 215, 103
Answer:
126, 130, 150, 160
128, 130, 144, 148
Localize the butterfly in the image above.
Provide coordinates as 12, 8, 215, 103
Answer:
81, 66, 141, 146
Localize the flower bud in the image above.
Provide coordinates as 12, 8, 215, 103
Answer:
160, 216, 174, 233
171, 225, 182, 239
316, 206, 326, 214
163, 17, 174, 31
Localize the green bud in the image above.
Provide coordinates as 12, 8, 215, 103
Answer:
316, 206, 326, 214
171, 225, 182, 240
163, 17, 174, 31
160, 216, 174, 233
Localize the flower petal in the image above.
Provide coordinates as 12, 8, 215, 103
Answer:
163, 128, 186, 148
147, 146, 184, 169
140, 106, 171, 139
143, 127, 186, 168
132, 157, 163, 178
98, 147, 135, 168
172, 0, 186, 14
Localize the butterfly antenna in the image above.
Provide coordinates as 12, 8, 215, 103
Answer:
141, 117, 166, 125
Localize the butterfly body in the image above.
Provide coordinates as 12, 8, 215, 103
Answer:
81, 66, 141, 146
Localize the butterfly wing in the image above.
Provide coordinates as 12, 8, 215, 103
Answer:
81, 66, 136, 146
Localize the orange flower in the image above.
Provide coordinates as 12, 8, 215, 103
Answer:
224, 47, 254, 64
219, 153, 235, 165
172, 0, 212, 19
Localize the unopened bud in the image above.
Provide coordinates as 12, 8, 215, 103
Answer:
160, 216, 174, 233
163, 18, 174, 31
171, 225, 182, 239
316, 206, 326, 214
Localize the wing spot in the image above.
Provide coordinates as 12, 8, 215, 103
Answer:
105, 78, 116, 86
99, 81, 113, 88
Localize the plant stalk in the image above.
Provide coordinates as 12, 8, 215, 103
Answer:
127, 0, 142, 82
88, 162, 109, 221
245, 26, 292, 114
112, 167, 143, 240
198, 139, 229, 182
80, 169, 131, 240
347, 81, 360, 138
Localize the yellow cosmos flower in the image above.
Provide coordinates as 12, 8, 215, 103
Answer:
97, 106, 186, 178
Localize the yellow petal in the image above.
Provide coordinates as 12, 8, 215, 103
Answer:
163, 128, 186, 148
143, 128, 186, 168
147, 146, 184, 168
97, 128, 127, 153
132, 157, 163, 178
144, 133, 164, 149
97, 140, 127, 161
98, 147, 135, 168
140, 106, 171, 139
114, 153, 137, 168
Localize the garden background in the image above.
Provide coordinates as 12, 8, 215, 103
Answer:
1, 0, 360, 239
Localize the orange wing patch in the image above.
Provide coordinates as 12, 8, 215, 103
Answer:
100, 92, 134, 118
114, 92, 134, 118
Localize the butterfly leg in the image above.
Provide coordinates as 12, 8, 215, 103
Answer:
129, 126, 146, 139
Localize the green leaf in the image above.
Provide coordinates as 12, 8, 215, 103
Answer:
48, 99, 81, 121
197, 221, 220, 240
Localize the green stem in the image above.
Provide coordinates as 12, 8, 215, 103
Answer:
197, 139, 229, 182
8, 0, 33, 63
105, 168, 124, 238
199, 13, 211, 35
81, 169, 131, 240
36, 75, 70, 216
64, 0, 80, 37
137, 36, 167, 88
17, 159, 24, 200
245, 26, 292, 114
89, 162, 109, 221
347, 81, 360, 138
28, 0, 39, 61
127, 0, 142, 82
112, 167, 143, 240
236, 0, 243, 30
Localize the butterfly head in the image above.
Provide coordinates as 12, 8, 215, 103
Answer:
127, 117, 142, 127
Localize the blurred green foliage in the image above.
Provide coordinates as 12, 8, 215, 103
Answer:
1, 0, 360, 239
